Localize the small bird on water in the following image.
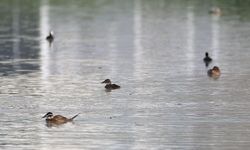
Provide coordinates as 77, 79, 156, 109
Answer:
101, 79, 120, 90
46, 31, 54, 43
42, 112, 79, 127
203, 52, 212, 67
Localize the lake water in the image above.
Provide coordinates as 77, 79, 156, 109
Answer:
1, 0, 250, 149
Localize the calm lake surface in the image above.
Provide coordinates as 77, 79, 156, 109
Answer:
1, 0, 250, 149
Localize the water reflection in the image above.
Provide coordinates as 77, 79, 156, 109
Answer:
40, 0, 51, 80
186, 5, 195, 75
12, 0, 20, 61
211, 13, 220, 63
0, 0, 40, 75
133, 0, 143, 81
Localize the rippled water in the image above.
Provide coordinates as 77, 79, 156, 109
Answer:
1, 0, 250, 149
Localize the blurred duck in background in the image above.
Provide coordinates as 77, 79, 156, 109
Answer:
209, 7, 221, 16
46, 31, 54, 43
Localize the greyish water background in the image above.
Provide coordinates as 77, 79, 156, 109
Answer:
1, 0, 250, 149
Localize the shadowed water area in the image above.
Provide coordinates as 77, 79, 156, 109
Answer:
1, 0, 250, 149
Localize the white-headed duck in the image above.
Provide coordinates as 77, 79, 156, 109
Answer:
42, 112, 79, 127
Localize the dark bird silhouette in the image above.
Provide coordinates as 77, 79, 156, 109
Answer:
46, 31, 54, 43
101, 79, 120, 90
203, 52, 212, 67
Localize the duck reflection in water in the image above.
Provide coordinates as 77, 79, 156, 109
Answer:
42, 112, 79, 127
207, 66, 221, 79
101, 79, 120, 92
203, 52, 212, 67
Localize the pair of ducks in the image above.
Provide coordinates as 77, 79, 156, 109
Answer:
203, 52, 221, 78
42, 79, 120, 127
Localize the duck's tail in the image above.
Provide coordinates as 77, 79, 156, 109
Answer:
69, 113, 80, 121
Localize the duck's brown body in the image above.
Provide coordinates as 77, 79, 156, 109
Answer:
105, 84, 120, 90
46, 115, 70, 124
207, 66, 221, 78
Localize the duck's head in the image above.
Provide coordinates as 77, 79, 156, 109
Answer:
42, 112, 53, 119
49, 31, 54, 36
205, 52, 209, 57
101, 79, 111, 84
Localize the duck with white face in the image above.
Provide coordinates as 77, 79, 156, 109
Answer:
42, 112, 79, 127
101, 79, 120, 90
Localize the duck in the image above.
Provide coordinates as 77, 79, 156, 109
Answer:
42, 112, 79, 127
209, 7, 221, 16
46, 31, 54, 43
207, 66, 221, 78
203, 52, 212, 67
101, 79, 120, 90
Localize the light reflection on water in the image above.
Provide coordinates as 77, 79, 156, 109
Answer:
1, 0, 250, 149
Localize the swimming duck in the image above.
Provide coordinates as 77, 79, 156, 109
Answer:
209, 7, 221, 16
203, 52, 212, 67
101, 79, 120, 90
42, 112, 79, 127
207, 66, 221, 78
46, 31, 54, 43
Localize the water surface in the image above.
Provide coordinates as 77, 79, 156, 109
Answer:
1, 0, 250, 149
